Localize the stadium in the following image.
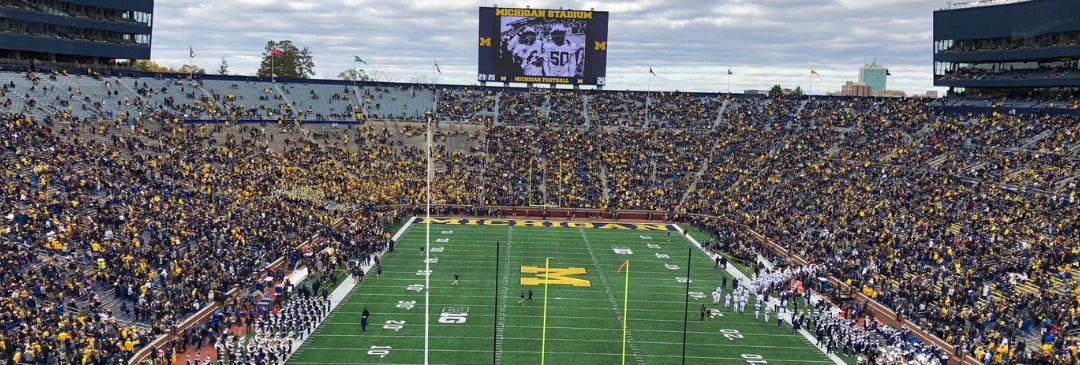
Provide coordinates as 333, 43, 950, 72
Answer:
1, 0, 1079, 365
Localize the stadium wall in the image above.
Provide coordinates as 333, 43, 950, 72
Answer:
0, 65, 766, 100
934, 45, 1080, 63
933, 0, 1080, 41
0, 0, 153, 60
0, 33, 150, 60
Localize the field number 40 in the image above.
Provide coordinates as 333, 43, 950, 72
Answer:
383, 320, 405, 331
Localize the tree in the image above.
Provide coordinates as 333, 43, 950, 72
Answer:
134, 60, 170, 73
768, 84, 784, 98
176, 64, 206, 75
409, 74, 440, 84
370, 70, 394, 82
133, 60, 204, 74
338, 68, 370, 81
792, 86, 804, 96
257, 40, 316, 79
218, 58, 229, 75
336, 69, 395, 82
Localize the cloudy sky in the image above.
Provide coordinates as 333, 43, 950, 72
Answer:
152, 0, 954, 95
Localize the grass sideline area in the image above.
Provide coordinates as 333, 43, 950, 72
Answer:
287, 218, 853, 364
682, 226, 756, 278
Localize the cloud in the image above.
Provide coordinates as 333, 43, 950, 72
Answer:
154, 0, 947, 95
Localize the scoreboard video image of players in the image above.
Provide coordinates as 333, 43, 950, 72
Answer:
498, 17, 587, 79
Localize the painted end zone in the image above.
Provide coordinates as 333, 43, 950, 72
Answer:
415, 217, 675, 231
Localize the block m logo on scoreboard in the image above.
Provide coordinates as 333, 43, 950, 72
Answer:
520, 266, 592, 287
594, 41, 607, 51
479, 37, 492, 47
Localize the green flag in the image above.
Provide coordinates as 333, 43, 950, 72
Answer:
354, 56, 368, 64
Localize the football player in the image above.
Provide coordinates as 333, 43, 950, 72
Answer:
508, 26, 544, 76
542, 24, 583, 77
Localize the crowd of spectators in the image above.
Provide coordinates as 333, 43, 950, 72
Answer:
436, 87, 495, 125
686, 97, 1080, 364
547, 89, 586, 127
0, 97, 404, 363
497, 89, 547, 125
4, 69, 1080, 364
588, 90, 646, 128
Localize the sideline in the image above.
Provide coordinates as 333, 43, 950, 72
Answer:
673, 224, 848, 365
286, 216, 417, 356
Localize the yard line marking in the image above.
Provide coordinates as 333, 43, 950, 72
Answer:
494, 225, 513, 364
580, 228, 646, 365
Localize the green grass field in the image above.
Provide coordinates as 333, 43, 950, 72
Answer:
288, 218, 851, 365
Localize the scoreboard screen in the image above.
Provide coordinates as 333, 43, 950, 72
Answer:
478, 7, 609, 86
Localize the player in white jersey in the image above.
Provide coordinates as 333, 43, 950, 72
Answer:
541, 24, 583, 77
724, 293, 732, 311
754, 301, 762, 319
508, 27, 544, 76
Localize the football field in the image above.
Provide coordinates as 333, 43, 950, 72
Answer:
288, 218, 852, 365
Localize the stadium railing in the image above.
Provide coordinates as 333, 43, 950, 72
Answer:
931, 105, 1080, 116
386, 203, 671, 222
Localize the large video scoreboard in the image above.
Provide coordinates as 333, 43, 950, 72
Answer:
478, 7, 609, 86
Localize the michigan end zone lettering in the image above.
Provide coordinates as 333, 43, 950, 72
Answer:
416, 218, 674, 231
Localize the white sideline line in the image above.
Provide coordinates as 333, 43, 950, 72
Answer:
673, 223, 847, 365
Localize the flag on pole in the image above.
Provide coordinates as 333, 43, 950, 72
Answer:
617, 260, 629, 274
354, 56, 368, 64
649, 67, 657, 77
727, 68, 733, 75
189, 45, 194, 58
270, 49, 284, 57
434, 59, 442, 74
810, 69, 820, 76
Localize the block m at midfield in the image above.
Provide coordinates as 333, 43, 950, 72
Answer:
520, 266, 592, 288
